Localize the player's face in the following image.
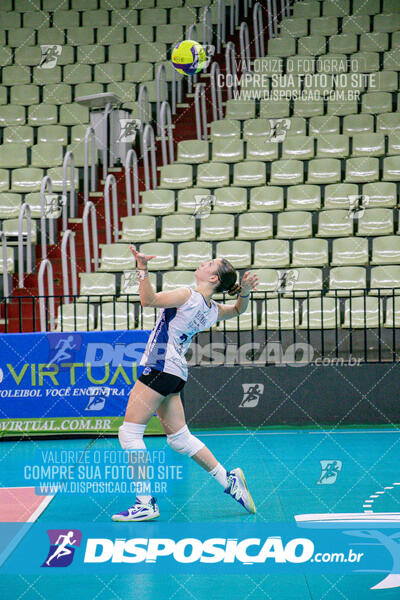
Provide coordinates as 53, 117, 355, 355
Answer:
195, 258, 221, 284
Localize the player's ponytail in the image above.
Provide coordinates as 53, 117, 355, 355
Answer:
215, 258, 241, 296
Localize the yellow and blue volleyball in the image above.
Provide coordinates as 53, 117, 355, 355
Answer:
171, 40, 207, 76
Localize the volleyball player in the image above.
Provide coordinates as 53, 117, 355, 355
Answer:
112, 246, 258, 521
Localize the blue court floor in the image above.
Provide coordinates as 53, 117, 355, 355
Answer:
1, 428, 400, 599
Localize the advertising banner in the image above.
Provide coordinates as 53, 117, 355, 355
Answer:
0, 330, 157, 437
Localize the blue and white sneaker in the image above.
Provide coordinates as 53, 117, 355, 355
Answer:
224, 468, 256, 514
112, 497, 160, 522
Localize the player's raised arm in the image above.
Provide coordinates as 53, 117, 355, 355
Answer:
216, 271, 258, 321
129, 245, 191, 309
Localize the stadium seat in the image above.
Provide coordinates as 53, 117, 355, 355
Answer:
78, 273, 116, 302
250, 269, 280, 298
216, 302, 256, 331
259, 99, 290, 119
377, 113, 400, 133
342, 15, 371, 33
28, 105, 58, 126
282, 267, 323, 298
237, 213, 273, 240
276, 211, 312, 239
176, 241, 212, 270
329, 33, 357, 54
356, 208, 394, 236
246, 139, 279, 162
343, 114, 374, 134
310, 116, 340, 136
162, 271, 196, 291
331, 237, 369, 266
98, 244, 136, 272
160, 214, 196, 241
310, 16, 338, 36
267, 36, 296, 57
225, 99, 256, 121
10, 85, 39, 106
215, 241, 252, 268
293, 99, 324, 118
0, 144, 27, 168
327, 266, 367, 296
374, 13, 400, 32
360, 32, 389, 52
197, 163, 229, 188
352, 133, 385, 157
139, 242, 174, 270
56, 303, 95, 332
362, 92, 392, 114
31, 143, 64, 168
249, 186, 284, 212
371, 70, 398, 92
384, 298, 400, 327
2, 218, 37, 244
316, 135, 349, 159
119, 271, 157, 301
11, 168, 43, 192
177, 188, 211, 214
281, 136, 314, 160
96, 302, 136, 330
0, 193, 22, 219
253, 239, 290, 268
120, 215, 156, 242
298, 35, 326, 55
212, 139, 244, 163
177, 140, 209, 164
371, 236, 400, 264
213, 187, 247, 213
370, 266, 400, 295
233, 162, 266, 187
43, 84, 72, 105
280, 17, 308, 37
3, 126, 33, 146
343, 297, 383, 328
198, 214, 235, 241
259, 298, 300, 330
299, 297, 341, 329
210, 120, 241, 141
324, 183, 358, 210
345, 158, 379, 182
270, 160, 304, 185
317, 210, 353, 238
383, 156, 400, 180
308, 158, 341, 184
141, 190, 175, 215
286, 185, 321, 211
292, 238, 329, 267
37, 126, 68, 145
388, 132, 400, 155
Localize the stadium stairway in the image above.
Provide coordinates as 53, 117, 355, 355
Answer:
2, 2, 267, 332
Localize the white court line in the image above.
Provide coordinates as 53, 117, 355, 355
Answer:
309, 430, 400, 434
198, 430, 400, 437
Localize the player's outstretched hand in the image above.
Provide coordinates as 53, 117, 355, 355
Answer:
129, 245, 156, 269
240, 271, 259, 294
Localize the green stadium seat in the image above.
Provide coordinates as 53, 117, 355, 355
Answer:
293, 1, 320, 18
270, 160, 304, 185
197, 163, 229, 188
78, 272, 116, 302
292, 238, 329, 267
363, 182, 396, 207
125, 62, 153, 82
324, 183, 358, 210
160, 164, 193, 189
0, 170, 9, 191
2, 66, 30, 86
139, 242, 174, 270
156, 24, 184, 43
28, 104, 57, 127
217, 302, 256, 331
362, 92, 392, 114
215, 241, 252, 268
253, 239, 290, 267
233, 162, 266, 187
360, 32, 389, 52
310, 116, 340, 136
343, 114, 374, 134
317, 53, 347, 74
357, 208, 394, 236
63, 64, 91, 85
33, 66, 62, 86
287, 184, 321, 211
77, 45, 105, 65
243, 119, 270, 140
24, 192, 58, 219
110, 8, 138, 25
316, 134, 349, 159
259, 298, 300, 330
371, 71, 398, 92
47, 167, 79, 192
138, 42, 167, 63
293, 99, 324, 118
327, 97, 358, 116
59, 104, 89, 125
176, 241, 212, 270
388, 132, 400, 155
384, 0, 400, 12
141, 8, 167, 24
251, 269, 279, 298
94, 63, 123, 83
120, 215, 156, 242
383, 48, 400, 70
268, 36, 296, 57
43, 84, 72, 105
97, 303, 136, 330
346, 157, 379, 182
383, 156, 400, 180
0, 193, 22, 219
331, 237, 369, 266
2, 217, 37, 243
384, 298, 400, 328
37, 126, 68, 145
177, 188, 211, 214
0, 144, 27, 168
225, 99, 256, 121
31, 143, 64, 168
249, 186, 283, 212
213, 187, 247, 213
236, 212, 273, 240
329, 33, 357, 54
328, 266, 366, 297
106, 82, 136, 104
308, 158, 341, 184
280, 17, 308, 38
377, 113, 400, 134
210, 120, 240, 141
283, 267, 323, 298
82, 9, 109, 26
287, 55, 316, 74
298, 35, 326, 55
11, 168, 42, 192
354, 0, 380, 14
317, 210, 353, 237
141, 190, 175, 215
160, 214, 196, 241
259, 99, 290, 119
246, 139, 279, 162
276, 211, 312, 239
343, 297, 383, 328
282, 136, 314, 160
177, 140, 209, 164
56, 304, 95, 332
14, 47, 42, 67
8, 28, 33, 47
352, 132, 385, 157
67, 27, 95, 46
53, 10, 80, 28
370, 266, 400, 296
212, 139, 243, 163
299, 297, 341, 329
310, 16, 338, 36
98, 244, 136, 272
119, 271, 157, 301
198, 214, 235, 241
374, 13, 400, 33
162, 271, 196, 292
75, 83, 103, 98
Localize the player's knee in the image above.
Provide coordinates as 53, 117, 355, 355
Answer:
167, 424, 205, 457
118, 422, 146, 450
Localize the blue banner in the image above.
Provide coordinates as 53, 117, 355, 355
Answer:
0, 330, 152, 435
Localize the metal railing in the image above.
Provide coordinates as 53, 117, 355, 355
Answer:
18, 203, 33, 289
225, 41, 238, 101
210, 62, 223, 121
103, 174, 119, 244
160, 100, 174, 166
62, 150, 76, 231
82, 201, 99, 273
38, 259, 55, 332
253, 2, 265, 58
195, 83, 208, 140
84, 125, 97, 205
3, 290, 400, 364
125, 149, 139, 216
143, 123, 157, 190
0, 233, 9, 299
61, 230, 77, 302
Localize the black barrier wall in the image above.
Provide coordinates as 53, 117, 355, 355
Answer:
185, 364, 400, 428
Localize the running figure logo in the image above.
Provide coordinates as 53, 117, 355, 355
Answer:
317, 460, 342, 485
41, 529, 82, 568
48, 335, 76, 365
118, 119, 141, 143
269, 118, 290, 142
39, 45, 62, 69
239, 384, 264, 408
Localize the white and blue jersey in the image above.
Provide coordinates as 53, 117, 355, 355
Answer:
140, 289, 219, 381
